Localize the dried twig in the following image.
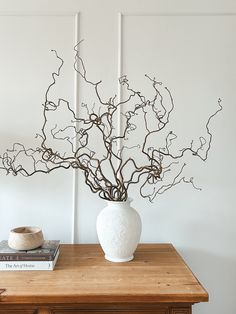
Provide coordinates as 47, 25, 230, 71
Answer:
0, 44, 222, 201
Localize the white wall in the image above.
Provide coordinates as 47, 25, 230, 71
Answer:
0, 1, 235, 313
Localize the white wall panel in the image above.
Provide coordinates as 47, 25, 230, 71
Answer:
0, 13, 78, 243
0, 2, 235, 314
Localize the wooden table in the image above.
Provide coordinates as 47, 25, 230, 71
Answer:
0, 244, 208, 314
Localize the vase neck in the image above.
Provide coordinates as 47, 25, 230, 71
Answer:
106, 198, 133, 207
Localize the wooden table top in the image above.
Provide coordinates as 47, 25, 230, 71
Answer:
0, 243, 208, 304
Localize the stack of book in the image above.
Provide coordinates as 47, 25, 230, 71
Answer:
0, 240, 60, 271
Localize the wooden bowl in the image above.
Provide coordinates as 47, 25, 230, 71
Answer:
8, 226, 44, 251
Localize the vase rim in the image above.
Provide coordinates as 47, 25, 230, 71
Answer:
105, 197, 133, 204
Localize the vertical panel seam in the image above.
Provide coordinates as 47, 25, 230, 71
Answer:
72, 12, 80, 244
117, 12, 123, 167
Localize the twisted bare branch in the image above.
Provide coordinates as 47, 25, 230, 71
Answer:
0, 44, 222, 201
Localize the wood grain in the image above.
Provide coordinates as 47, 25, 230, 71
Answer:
51, 310, 169, 314
0, 244, 208, 305
170, 306, 192, 314
0, 311, 37, 314
37, 309, 52, 314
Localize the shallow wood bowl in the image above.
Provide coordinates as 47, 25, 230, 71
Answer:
8, 226, 44, 251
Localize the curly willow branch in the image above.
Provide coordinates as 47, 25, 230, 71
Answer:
0, 43, 222, 202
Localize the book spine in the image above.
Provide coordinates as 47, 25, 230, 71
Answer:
0, 255, 52, 261
0, 251, 59, 271
0, 248, 59, 261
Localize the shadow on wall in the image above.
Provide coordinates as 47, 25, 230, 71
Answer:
181, 248, 236, 314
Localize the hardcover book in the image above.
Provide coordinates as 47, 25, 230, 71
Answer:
0, 240, 60, 261
0, 249, 60, 271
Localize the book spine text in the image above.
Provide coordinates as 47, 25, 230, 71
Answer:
0, 251, 59, 271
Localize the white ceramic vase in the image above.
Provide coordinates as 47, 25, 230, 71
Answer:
96, 198, 142, 262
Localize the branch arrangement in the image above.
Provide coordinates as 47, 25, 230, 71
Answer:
0, 44, 222, 202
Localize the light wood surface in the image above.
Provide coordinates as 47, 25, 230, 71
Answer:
0, 243, 208, 305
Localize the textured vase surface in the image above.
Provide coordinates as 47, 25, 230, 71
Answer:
96, 199, 142, 262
